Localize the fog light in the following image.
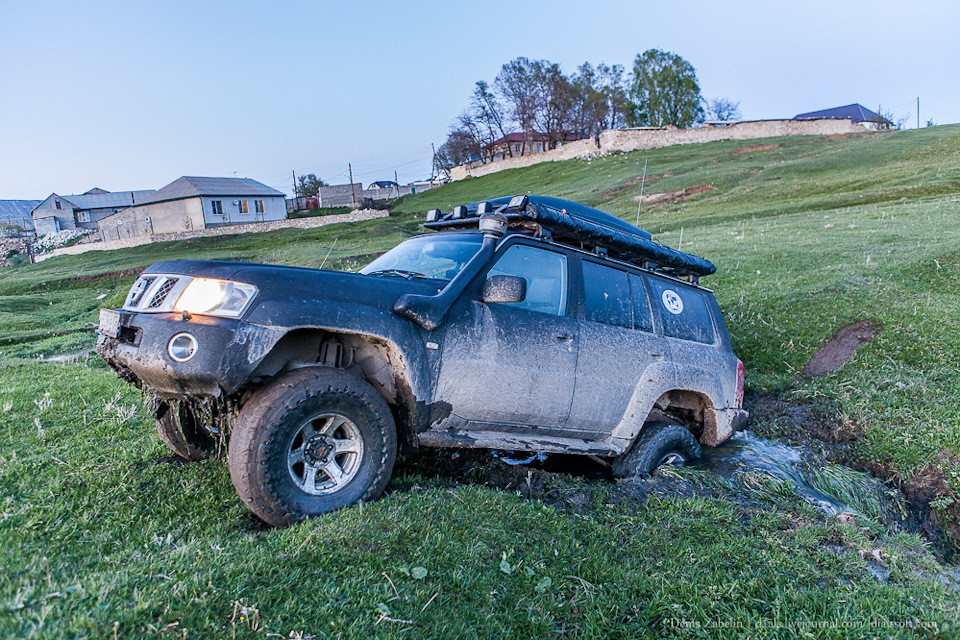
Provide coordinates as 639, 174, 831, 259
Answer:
168, 332, 198, 362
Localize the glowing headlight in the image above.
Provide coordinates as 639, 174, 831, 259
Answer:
174, 278, 258, 318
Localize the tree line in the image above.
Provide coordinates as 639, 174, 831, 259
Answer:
437, 49, 740, 170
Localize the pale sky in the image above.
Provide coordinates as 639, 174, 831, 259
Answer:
1, 0, 957, 199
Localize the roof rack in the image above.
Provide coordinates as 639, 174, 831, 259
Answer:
422, 195, 716, 279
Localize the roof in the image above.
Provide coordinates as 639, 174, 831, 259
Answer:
793, 103, 886, 124
369, 181, 398, 189
139, 177, 285, 205
487, 132, 582, 147
33, 191, 156, 213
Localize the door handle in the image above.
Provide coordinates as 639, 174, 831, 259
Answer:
555, 333, 574, 340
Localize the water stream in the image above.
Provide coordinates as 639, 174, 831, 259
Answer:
694, 430, 854, 516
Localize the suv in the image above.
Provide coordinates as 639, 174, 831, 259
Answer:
97, 195, 747, 526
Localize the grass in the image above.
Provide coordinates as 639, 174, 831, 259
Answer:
2, 125, 960, 637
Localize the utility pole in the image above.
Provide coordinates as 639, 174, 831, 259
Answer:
292, 170, 297, 197
394, 170, 400, 198
348, 163, 357, 206
431, 143, 437, 186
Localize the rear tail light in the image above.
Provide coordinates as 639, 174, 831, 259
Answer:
735, 359, 745, 409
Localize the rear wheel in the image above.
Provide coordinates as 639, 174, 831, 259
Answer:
612, 421, 701, 478
228, 367, 397, 527
155, 401, 217, 461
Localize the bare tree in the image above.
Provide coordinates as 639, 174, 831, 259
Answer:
597, 63, 629, 130
495, 57, 539, 154
570, 62, 609, 140
470, 81, 511, 156
706, 97, 741, 121
437, 128, 481, 169
529, 60, 576, 149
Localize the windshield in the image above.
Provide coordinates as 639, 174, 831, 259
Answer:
360, 234, 484, 281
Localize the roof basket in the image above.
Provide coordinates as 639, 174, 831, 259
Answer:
423, 195, 716, 278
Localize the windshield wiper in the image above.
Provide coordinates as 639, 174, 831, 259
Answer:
365, 269, 428, 280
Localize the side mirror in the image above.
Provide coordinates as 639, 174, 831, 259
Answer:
481, 275, 526, 304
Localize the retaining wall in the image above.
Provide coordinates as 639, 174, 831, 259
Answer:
450, 119, 863, 181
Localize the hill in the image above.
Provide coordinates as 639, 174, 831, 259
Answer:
1, 126, 958, 638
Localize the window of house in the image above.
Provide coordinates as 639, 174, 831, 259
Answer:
487, 244, 568, 316
646, 277, 716, 344
514, 144, 521, 153
238, 200, 249, 214
582, 261, 633, 329
77, 211, 90, 223
255, 200, 265, 213
211, 200, 223, 215
535, 143, 542, 152
55, 200, 61, 210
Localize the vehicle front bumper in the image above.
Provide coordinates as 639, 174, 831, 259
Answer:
95, 310, 285, 399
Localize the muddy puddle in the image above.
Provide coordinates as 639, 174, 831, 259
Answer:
693, 430, 854, 516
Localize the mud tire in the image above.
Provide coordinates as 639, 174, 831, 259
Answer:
155, 401, 216, 461
612, 421, 701, 478
228, 367, 397, 527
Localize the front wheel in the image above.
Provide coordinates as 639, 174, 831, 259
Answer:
612, 421, 701, 478
155, 401, 217, 461
228, 367, 397, 527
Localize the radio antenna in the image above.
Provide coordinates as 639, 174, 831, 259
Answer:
635, 157, 648, 226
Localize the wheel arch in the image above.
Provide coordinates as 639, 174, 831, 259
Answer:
246, 327, 422, 450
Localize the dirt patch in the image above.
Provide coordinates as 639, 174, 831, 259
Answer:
746, 392, 860, 444
732, 143, 780, 156
634, 184, 716, 205
601, 174, 667, 196
803, 321, 880, 378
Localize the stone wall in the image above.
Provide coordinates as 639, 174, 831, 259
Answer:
35, 209, 391, 262
449, 118, 863, 181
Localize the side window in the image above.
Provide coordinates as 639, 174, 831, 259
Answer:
487, 244, 568, 316
582, 261, 632, 329
628, 274, 654, 333
647, 277, 716, 344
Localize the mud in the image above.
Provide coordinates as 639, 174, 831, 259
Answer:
802, 320, 880, 377
634, 185, 716, 205
732, 143, 780, 156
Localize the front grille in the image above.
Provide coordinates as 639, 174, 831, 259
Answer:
147, 277, 179, 308
125, 276, 156, 307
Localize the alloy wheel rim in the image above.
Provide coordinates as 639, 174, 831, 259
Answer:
287, 412, 364, 496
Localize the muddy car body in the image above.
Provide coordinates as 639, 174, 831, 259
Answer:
98, 195, 747, 525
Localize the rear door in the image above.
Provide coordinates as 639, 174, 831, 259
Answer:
564, 261, 672, 434
435, 241, 580, 429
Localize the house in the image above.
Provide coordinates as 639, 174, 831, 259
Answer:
97, 176, 286, 240
793, 104, 890, 130
0, 200, 40, 233
484, 132, 583, 162
31, 188, 155, 236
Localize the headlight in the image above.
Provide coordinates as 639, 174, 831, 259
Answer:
174, 278, 258, 318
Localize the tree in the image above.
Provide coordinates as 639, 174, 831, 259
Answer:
295, 174, 326, 197
470, 81, 511, 155
437, 127, 481, 170
570, 62, 609, 140
495, 57, 539, 153
628, 49, 704, 128
529, 60, 576, 149
596, 62, 629, 130
706, 97, 741, 122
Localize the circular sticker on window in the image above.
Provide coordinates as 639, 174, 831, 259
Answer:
661, 289, 683, 315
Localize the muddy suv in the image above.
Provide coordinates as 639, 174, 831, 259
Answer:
97, 195, 747, 526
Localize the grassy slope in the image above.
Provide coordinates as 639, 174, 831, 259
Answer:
2, 126, 959, 638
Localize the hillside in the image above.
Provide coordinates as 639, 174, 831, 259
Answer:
1, 126, 959, 638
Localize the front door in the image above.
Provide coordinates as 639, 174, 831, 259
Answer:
435, 242, 579, 429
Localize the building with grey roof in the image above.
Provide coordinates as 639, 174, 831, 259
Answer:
794, 104, 890, 130
97, 176, 287, 241
31, 188, 155, 236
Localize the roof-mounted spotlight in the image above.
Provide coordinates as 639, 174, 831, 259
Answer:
476, 201, 492, 215
506, 195, 528, 212
451, 205, 468, 219
425, 208, 441, 223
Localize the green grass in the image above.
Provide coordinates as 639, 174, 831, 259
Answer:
2, 126, 960, 637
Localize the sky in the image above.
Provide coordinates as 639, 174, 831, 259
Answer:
1, 0, 957, 199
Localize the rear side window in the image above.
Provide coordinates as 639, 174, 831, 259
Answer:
628, 275, 654, 333
647, 277, 716, 344
582, 261, 632, 329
